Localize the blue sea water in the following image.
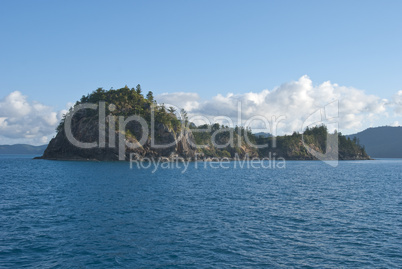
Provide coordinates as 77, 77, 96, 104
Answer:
0, 155, 401, 268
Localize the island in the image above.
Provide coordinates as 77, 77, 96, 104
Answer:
37, 86, 370, 161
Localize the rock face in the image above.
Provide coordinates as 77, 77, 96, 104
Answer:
41, 112, 197, 161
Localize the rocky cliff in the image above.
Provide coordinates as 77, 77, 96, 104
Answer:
39, 86, 197, 161
41, 121, 197, 161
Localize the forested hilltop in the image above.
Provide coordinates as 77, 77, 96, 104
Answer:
191, 124, 369, 160
39, 86, 370, 161
256, 126, 369, 160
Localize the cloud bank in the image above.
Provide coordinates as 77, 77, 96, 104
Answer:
0, 76, 400, 144
158, 75, 390, 134
0, 91, 67, 145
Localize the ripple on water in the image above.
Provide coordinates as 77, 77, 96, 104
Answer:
0, 156, 401, 267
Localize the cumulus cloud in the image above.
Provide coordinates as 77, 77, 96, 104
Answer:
157, 76, 389, 134
156, 92, 200, 112
392, 90, 402, 115
0, 91, 67, 145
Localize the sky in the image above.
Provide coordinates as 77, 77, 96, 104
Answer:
0, 0, 401, 144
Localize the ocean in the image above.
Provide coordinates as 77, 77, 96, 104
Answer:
1, 155, 401, 268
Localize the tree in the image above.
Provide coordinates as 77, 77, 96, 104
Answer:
212, 123, 220, 131
146, 91, 154, 102
136, 84, 142, 94
160, 104, 166, 112
168, 106, 176, 114
180, 108, 188, 124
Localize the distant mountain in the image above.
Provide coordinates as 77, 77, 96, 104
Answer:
347, 126, 402, 158
0, 144, 48, 155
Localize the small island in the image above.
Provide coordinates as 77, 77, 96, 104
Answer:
38, 86, 370, 161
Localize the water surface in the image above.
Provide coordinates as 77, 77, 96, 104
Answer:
1, 155, 401, 267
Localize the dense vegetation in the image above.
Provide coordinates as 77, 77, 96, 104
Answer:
57, 85, 183, 134
191, 124, 369, 160
256, 125, 369, 160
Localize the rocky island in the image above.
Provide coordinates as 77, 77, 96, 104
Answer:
38, 86, 370, 161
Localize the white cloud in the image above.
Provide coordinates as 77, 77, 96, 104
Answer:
0, 91, 67, 145
156, 92, 200, 112
392, 90, 402, 115
156, 76, 389, 134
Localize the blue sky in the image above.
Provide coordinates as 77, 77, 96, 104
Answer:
0, 0, 402, 144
